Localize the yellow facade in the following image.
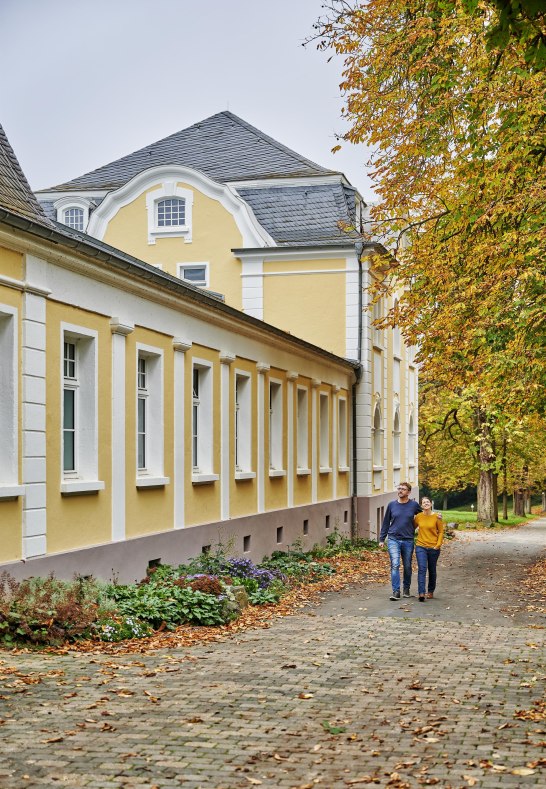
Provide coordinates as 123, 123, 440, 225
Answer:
102, 183, 244, 309
0, 246, 24, 281
262, 260, 346, 357
45, 302, 113, 554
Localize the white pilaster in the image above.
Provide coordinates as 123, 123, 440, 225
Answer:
286, 371, 298, 507
241, 256, 264, 319
345, 254, 360, 361
173, 338, 192, 528
256, 362, 269, 513
311, 378, 320, 503
219, 351, 236, 520
110, 318, 134, 541
22, 293, 47, 558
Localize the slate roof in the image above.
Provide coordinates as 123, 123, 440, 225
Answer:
0, 123, 51, 224
238, 183, 359, 246
47, 112, 336, 192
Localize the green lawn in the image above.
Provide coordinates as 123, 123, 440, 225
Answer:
440, 509, 533, 529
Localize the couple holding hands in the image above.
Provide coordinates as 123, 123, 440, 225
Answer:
379, 482, 444, 603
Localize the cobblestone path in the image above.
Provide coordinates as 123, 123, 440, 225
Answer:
0, 521, 544, 789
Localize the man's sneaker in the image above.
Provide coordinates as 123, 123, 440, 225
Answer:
389, 591, 401, 601
403, 589, 411, 598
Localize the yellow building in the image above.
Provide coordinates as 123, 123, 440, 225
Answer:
0, 113, 418, 580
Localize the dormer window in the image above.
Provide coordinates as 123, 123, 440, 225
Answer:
63, 207, 84, 231
146, 183, 193, 244
157, 198, 185, 227
54, 197, 91, 231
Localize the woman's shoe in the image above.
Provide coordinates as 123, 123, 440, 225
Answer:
426, 592, 434, 599
419, 595, 426, 602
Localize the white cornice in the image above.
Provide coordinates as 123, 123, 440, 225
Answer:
235, 247, 358, 263
228, 174, 349, 190
85, 165, 276, 248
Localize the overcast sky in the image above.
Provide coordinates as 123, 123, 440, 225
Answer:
0, 0, 375, 200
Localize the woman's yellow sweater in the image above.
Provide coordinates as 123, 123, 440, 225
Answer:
414, 512, 444, 549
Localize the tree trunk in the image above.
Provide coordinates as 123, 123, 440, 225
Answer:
514, 487, 525, 516
501, 434, 508, 520
492, 473, 499, 522
477, 469, 496, 525
443, 493, 448, 510
474, 407, 497, 526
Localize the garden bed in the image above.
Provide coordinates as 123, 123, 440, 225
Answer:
0, 533, 387, 654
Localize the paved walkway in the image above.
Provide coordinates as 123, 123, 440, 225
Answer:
0, 521, 544, 789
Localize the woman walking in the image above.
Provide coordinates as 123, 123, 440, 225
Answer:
414, 497, 444, 602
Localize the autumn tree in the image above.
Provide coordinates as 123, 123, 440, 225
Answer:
312, 1, 546, 524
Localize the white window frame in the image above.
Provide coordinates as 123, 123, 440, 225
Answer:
178, 262, 209, 288
234, 371, 254, 479
269, 379, 285, 476
372, 297, 384, 349
146, 182, 194, 244
192, 358, 217, 483
60, 324, 104, 495
135, 344, 168, 487
338, 396, 349, 472
54, 196, 91, 231
296, 385, 310, 475
0, 306, 23, 499
319, 392, 331, 473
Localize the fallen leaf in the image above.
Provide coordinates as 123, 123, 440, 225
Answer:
244, 778, 262, 786
511, 767, 535, 776
344, 778, 373, 785
41, 736, 64, 744
462, 777, 477, 787
298, 692, 314, 699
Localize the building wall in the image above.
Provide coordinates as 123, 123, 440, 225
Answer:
0, 233, 356, 580
102, 181, 245, 309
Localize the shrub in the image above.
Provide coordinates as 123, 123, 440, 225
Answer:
0, 573, 110, 646
261, 551, 335, 581
106, 579, 234, 629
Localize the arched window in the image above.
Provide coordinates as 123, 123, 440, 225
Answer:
62, 207, 84, 231
156, 198, 185, 227
393, 408, 401, 466
373, 403, 383, 467
408, 412, 416, 466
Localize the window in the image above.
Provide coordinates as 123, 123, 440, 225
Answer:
235, 373, 252, 475
146, 184, 193, 244
63, 341, 77, 472
319, 393, 330, 471
296, 386, 309, 472
63, 207, 84, 231
338, 397, 348, 470
54, 198, 91, 231
409, 412, 416, 467
0, 306, 22, 498
373, 403, 383, 467
393, 298, 401, 357
393, 408, 401, 466
372, 297, 384, 347
137, 357, 147, 470
178, 263, 208, 288
60, 325, 102, 493
136, 346, 167, 486
157, 198, 185, 227
269, 381, 283, 473
192, 360, 216, 482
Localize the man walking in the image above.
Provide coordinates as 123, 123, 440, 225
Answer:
379, 482, 421, 601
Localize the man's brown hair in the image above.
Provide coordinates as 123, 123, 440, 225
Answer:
399, 482, 412, 491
